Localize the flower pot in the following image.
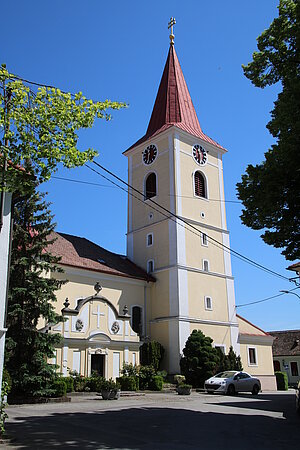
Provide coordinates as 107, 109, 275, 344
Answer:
177, 386, 192, 395
101, 389, 120, 400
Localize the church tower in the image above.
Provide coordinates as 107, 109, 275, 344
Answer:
124, 24, 239, 373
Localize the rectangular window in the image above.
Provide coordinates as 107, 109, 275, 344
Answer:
291, 362, 299, 377
113, 352, 120, 379
132, 353, 136, 366
203, 259, 209, 272
73, 351, 81, 374
202, 233, 208, 246
205, 296, 212, 310
147, 233, 153, 247
215, 345, 225, 354
147, 260, 154, 273
248, 347, 257, 365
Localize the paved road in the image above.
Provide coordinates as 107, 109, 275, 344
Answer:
1, 390, 299, 449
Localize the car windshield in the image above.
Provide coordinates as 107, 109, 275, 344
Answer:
214, 371, 236, 379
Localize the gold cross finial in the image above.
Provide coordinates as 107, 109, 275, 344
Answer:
168, 17, 176, 45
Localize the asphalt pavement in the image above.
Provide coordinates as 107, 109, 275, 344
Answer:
1, 390, 299, 449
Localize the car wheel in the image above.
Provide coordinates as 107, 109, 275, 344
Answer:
252, 384, 259, 395
227, 384, 235, 396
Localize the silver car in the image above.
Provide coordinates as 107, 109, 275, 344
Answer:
296, 380, 300, 414
205, 371, 261, 395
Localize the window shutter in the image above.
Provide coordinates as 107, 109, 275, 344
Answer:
194, 172, 205, 198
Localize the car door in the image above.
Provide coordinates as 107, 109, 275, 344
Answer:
239, 372, 252, 391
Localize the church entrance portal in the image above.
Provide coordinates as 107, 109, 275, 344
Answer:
91, 354, 105, 376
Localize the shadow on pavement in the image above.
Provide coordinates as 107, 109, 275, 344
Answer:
209, 392, 297, 420
4, 405, 300, 449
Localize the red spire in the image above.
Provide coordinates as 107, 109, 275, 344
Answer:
125, 44, 225, 152
146, 44, 202, 136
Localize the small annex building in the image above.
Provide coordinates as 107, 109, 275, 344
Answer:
269, 330, 300, 386
44, 30, 277, 389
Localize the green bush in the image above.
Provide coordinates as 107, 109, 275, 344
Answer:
138, 365, 156, 390
275, 371, 288, 391
52, 380, 67, 397
157, 370, 167, 380
63, 377, 74, 393
121, 363, 139, 377
74, 377, 90, 392
117, 376, 139, 391
88, 375, 105, 392
99, 379, 120, 392
149, 375, 163, 391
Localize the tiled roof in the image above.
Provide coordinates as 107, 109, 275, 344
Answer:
125, 44, 225, 152
47, 232, 155, 282
269, 330, 300, 356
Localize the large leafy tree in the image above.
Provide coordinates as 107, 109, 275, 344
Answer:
0, 65, 126, 192
180, 330, 219, 387
237, 0, 300, 260
5, 186, 65, 398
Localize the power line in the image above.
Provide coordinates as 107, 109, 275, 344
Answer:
51, 175, 242, 203
90, 160, 290, 282
52, 176, 116, 189
236, 287, 300, 308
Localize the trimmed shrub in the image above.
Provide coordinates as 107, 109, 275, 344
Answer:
63, 377, 74, 393
275, 371, 288, 391
149, 375, 163, 391
74, 377, 90, 392
52, 380, 67, 397
117, 376, 139, 391
121, 363, 139, 377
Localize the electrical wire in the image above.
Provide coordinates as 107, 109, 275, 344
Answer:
91, 160, 290, 282
236, 287, 300, 308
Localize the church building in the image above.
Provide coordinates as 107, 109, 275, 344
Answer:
46, 27, 276, 390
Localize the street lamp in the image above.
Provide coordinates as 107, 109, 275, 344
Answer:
280, 290, 300, 300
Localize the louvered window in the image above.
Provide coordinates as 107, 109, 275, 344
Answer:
194, 171, 206, 198
132, 306, 142, 335
145, 173, 156, 199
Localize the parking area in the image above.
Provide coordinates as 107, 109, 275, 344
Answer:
1, 390, 299, 449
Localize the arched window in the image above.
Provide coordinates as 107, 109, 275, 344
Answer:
145, 173, 156, 199
194, 171, 206, 198
132, 306, 142, 335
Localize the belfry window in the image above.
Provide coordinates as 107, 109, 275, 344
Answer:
145, 173, 157, 199
194, 171, 206, 198
132, 306, 142, 335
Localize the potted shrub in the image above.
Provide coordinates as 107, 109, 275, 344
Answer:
100, 379, 120, 400
177, 384, 192, 395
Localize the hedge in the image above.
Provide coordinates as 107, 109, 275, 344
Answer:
275, 371, 288, 391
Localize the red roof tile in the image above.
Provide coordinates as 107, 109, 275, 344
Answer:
47, 232, 155, 282
125, 44, 225, 152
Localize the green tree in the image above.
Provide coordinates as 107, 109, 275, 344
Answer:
180, 330, 219, 388
216, 346, 243, 373
5, 186, 65, 398
237, 0, 300, 260
0, 65, 126, 193
140, 341, 165, 371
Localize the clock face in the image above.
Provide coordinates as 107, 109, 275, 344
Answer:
193, 144, 207, 166
143, 144, 157, 165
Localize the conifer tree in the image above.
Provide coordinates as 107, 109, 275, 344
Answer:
180, 330, 219, 387
5, 186, 65, 398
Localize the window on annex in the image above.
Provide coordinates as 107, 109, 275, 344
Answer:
201, 233, 208, 246
291, 362, 299, 377
205, 296, 212, 310
194, 171, 206, 198
147, 259, 154, 273
132, 306, 142, 335
145, 173, 157, 200
273, 360, 281, 372
248, 347, 257, 365
147, 233, 153, 247
214, 345, 225, 354
203, 259, 209, 272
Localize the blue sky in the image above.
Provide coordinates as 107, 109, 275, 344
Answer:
2, 0, 299, 331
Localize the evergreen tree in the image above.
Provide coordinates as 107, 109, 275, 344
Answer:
140, 341, 165, 371
5, 186, 66, 398
216, 346, 243, 373
180, 330, 219, 388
